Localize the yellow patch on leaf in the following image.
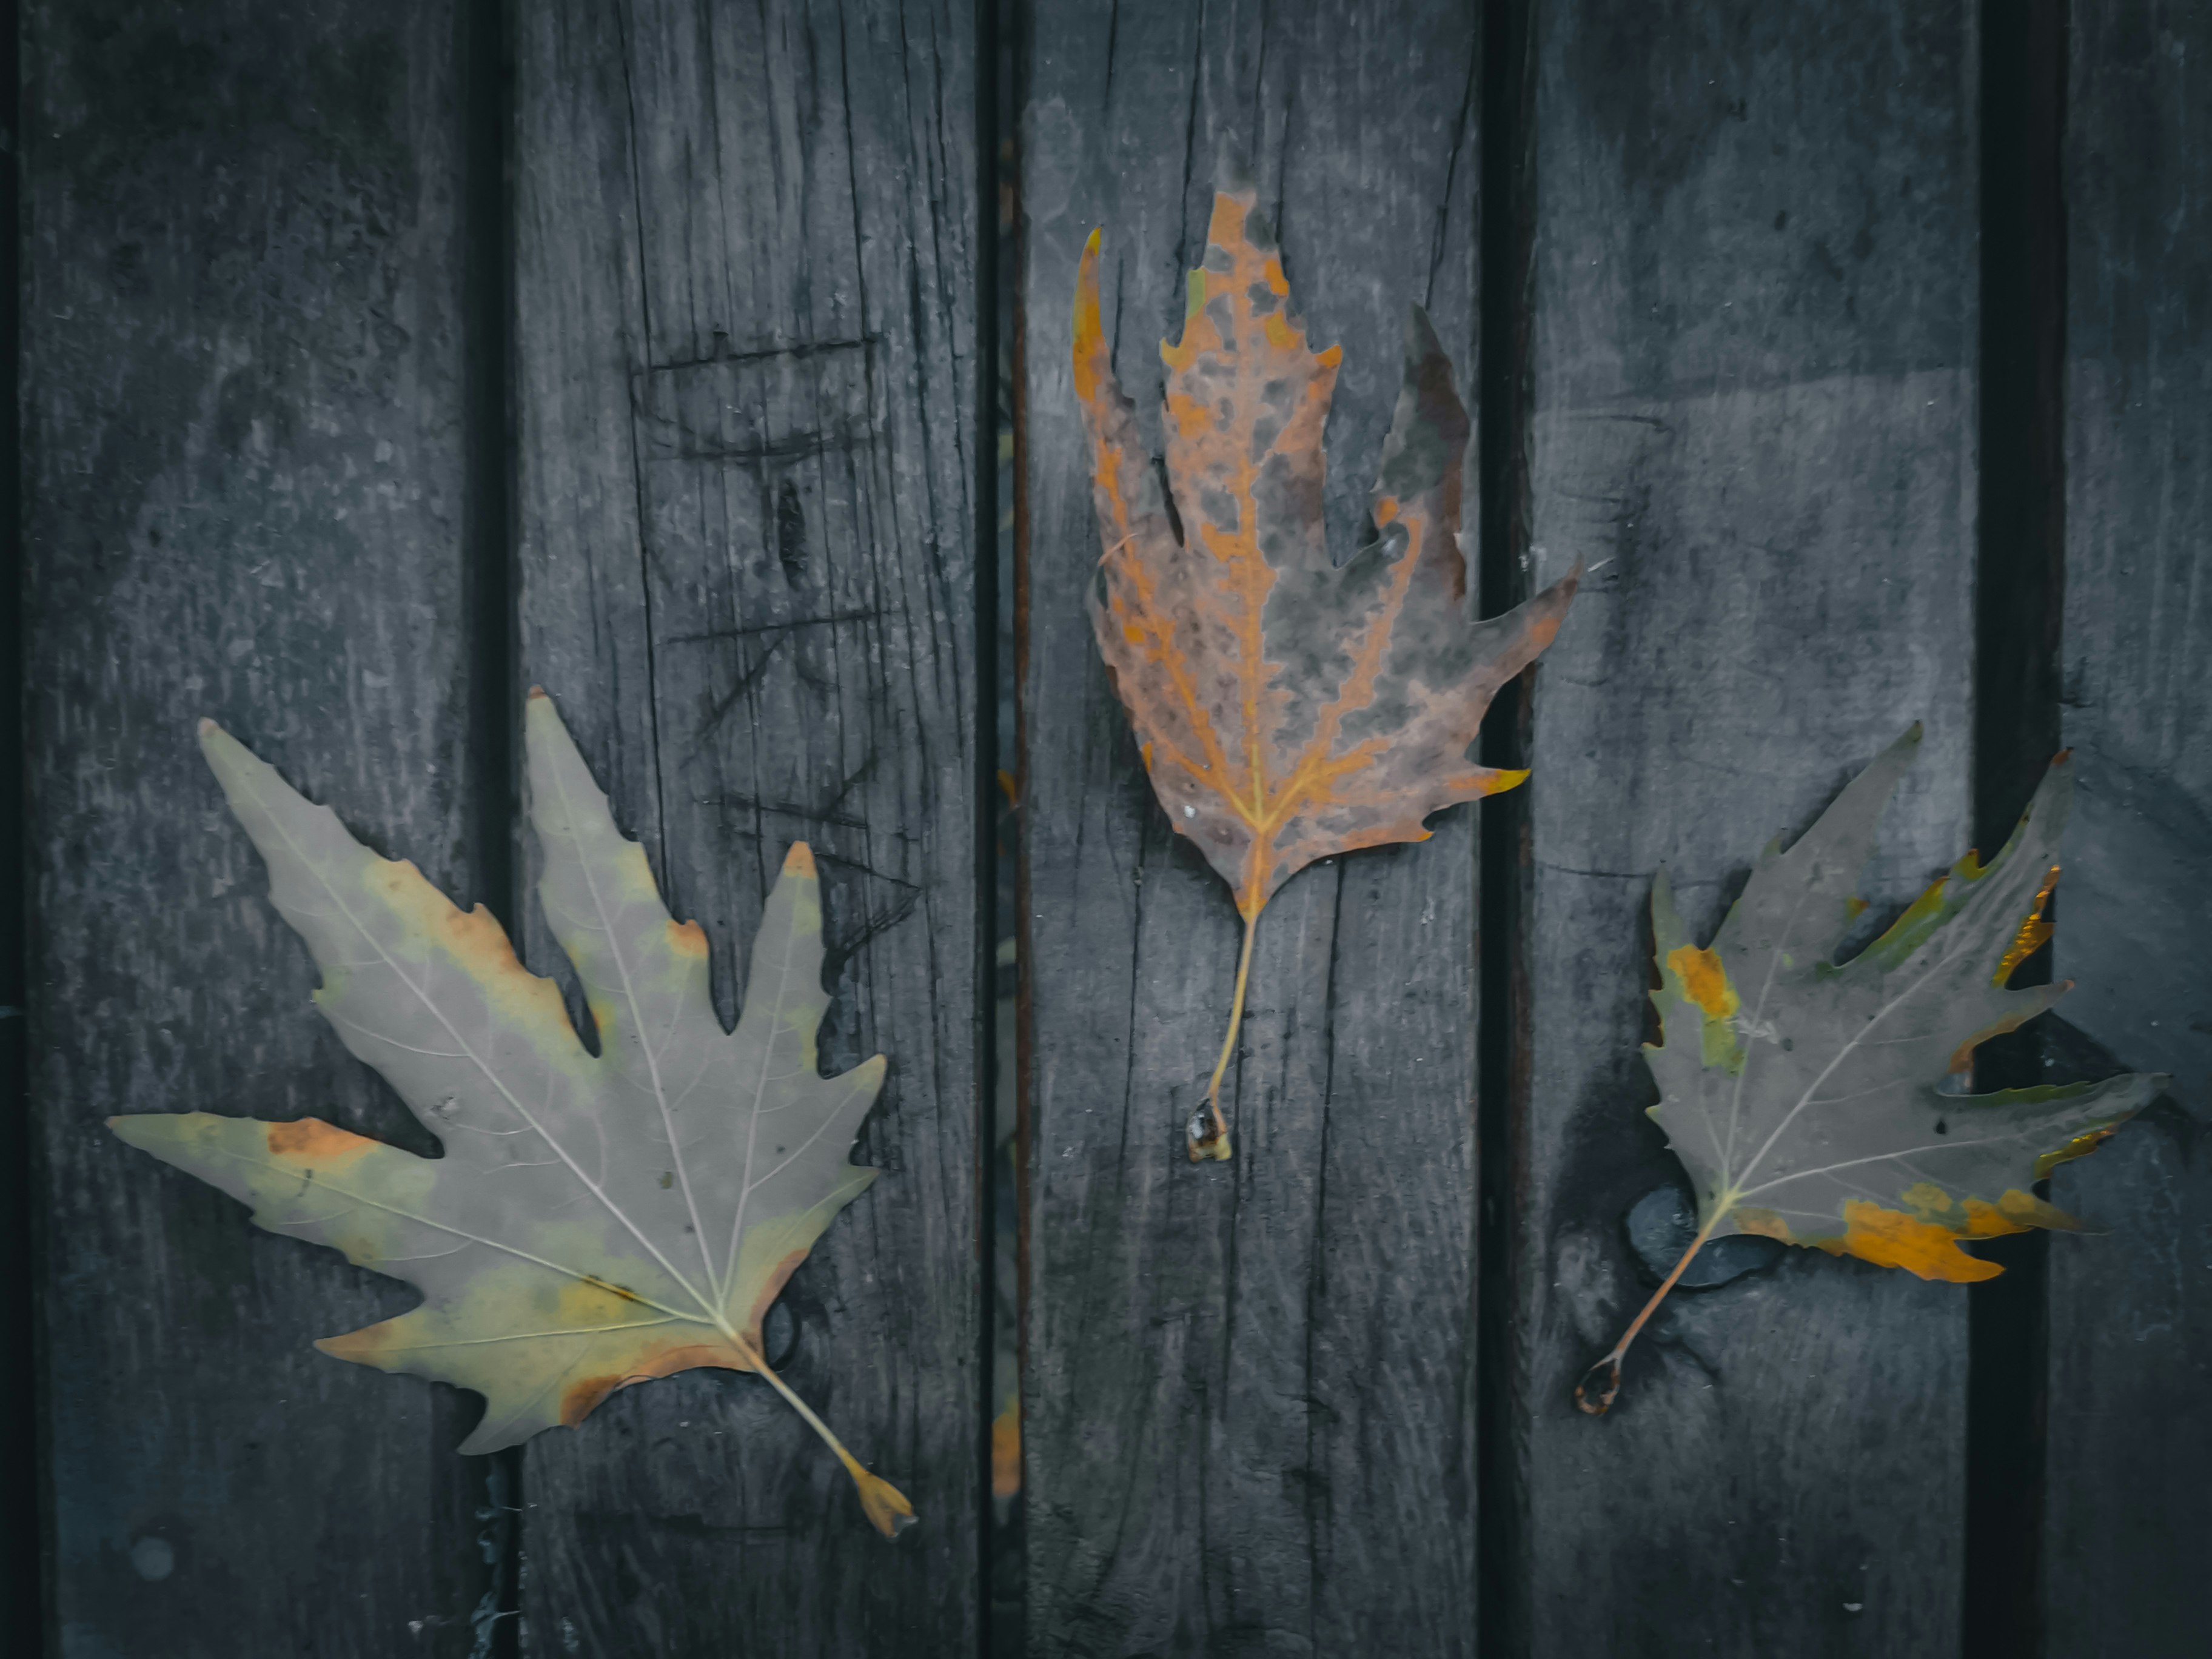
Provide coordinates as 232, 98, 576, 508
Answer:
1994, 863, 2059, 985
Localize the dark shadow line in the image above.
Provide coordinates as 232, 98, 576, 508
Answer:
976, 0, 1007, 1654
1, 0, 40, 1644
1002, 3, 1035, 1655
1964, 2, 2068, 1656
462, 0, 523, 1652
1474, 0, 1536, 1653
636, 334, 871, 377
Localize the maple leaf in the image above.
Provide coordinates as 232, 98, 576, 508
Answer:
110, 691, 914, 1535
1577, 728, 2166, 1415
1073, 166, 1579, 1159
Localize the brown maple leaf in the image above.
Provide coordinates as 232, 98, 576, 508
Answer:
1074, 169, 1579, 1159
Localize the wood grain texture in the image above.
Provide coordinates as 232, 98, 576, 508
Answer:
510, 1, 982, 1651
2045, 4, 2212, 1651
1511, 2, 1980, 1652
1019, 5, 1483, 1652
22, 2, 488, 1653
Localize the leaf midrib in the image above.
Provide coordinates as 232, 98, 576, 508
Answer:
238, 759, 729, 1330
543, 746, 723, 1313
1706, 866, 1985, 1215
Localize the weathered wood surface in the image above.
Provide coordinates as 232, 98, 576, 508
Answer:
511, 1, 984, 1651
2045, 4, 2212, 1652
1017, 5, 1486, 1652
21, 4, 2212, 1654
23, 2, 489, 1653
1509, 2, 1980, 1652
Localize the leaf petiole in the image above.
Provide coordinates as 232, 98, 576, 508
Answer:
1575, 1207, 1725, 1415
736, 1332, 917, 1538
1191, 910, 1259, 1162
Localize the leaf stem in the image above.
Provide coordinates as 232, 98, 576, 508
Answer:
736, 1332, 916, 1537
1192, 910, 1259, 1162
1575, 1210, 1722, 1415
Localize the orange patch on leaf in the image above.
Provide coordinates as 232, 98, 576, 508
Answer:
1960, 1197, 2033, 1239
559, 1338, 752, 1429
1834, 1199, 2003, 1282
1667, 944, 1740, 1021
1993, 863, 2059, 985
264, 1118, 375, 1164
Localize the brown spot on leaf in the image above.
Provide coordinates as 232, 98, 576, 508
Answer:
559, 1373, 625, 1427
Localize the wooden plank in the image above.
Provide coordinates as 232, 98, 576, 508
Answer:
2044, 4, 2212, 1650
23, 2, 488, 1653
1510, 2, 1980, 1651
510, 1, 983, 1649
1017, 6, 1483, 1651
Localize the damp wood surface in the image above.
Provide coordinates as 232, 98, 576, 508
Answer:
2043, 4, 2212, 1652
1508, 2, 1980, 1654
508, 0, 984, 1652
1016, 5, 1486, 1653
21, 2, 489, 1654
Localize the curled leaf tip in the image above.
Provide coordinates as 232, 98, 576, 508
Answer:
1402, 303, 1445, 360
1575, 1356, 1622, 1416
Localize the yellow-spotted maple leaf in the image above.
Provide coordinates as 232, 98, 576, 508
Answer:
112, 691, 914, 1535
1074, 166, 1578, 1159
1576, 729, 2165, 1414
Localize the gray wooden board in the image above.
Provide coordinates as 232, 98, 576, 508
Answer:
511, 1, 982, 1651
1018, 5, 1484, 1652
1513, 1, 1980, 1652
24, 2, 488, 1653
2046, 4, 2212, 1651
